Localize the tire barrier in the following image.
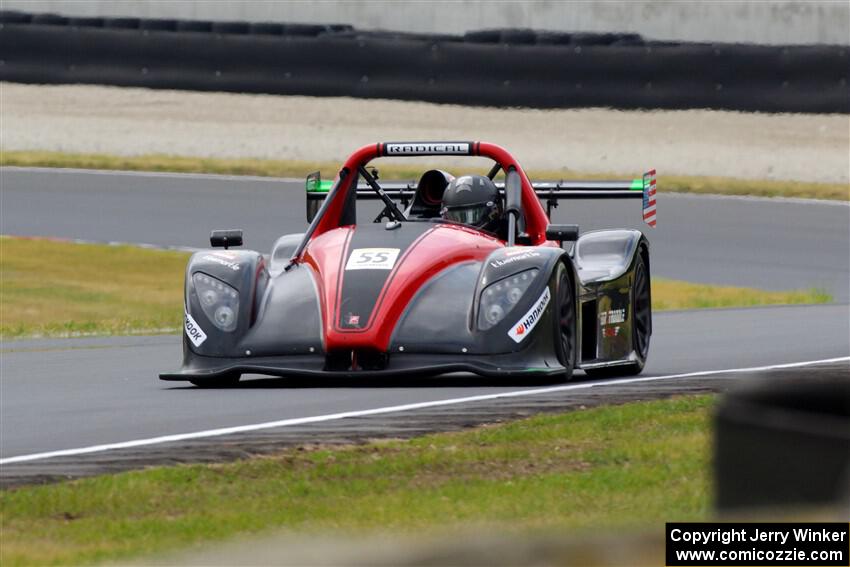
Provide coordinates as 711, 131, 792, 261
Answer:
1, 10, 847, 113
714, 366, 850, 512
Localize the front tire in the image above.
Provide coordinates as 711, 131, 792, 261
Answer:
552, 262, 576, 382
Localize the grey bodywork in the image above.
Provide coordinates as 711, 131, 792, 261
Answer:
164, 226, 649, 380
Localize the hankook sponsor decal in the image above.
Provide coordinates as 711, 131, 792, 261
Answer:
184, 311, 207, 347
600, 308, 626, 325
202, 254, 240, 271
508, 287, 551, 343
345, 248, 401, 270
490, 250, 541, 268
385, 143, 470, 156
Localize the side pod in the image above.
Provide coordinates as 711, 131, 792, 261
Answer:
573, 229, 650, 370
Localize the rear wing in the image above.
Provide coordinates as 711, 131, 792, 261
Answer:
305, 170, 657, 227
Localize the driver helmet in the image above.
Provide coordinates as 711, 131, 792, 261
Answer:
440, 174, 501, 231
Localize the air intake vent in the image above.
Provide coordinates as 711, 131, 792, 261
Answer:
581, 300, 598, 363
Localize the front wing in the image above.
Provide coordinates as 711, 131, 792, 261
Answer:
159, 350, 568, 381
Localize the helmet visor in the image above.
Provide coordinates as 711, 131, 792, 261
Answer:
442, 205, 491, 227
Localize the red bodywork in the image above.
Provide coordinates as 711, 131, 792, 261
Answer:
297, 142, 552, 353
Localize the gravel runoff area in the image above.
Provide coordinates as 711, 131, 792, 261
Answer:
1, 83, 848, 184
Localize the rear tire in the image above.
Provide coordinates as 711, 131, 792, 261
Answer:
585, 251, 650, 378
552, 262, 576, 382
189, 372, 241, 388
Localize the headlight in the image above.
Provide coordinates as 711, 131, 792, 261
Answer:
192, 273, 239, 332
478, 268, 539, 330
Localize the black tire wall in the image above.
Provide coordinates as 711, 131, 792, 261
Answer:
714, 370, 850, 512
1, 11, 847, 113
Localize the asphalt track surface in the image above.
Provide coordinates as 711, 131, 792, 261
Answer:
1, 167, 849, 482
2, 167, 849, 300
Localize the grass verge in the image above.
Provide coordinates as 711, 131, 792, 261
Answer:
2, 150, 847, 201
651, 278, 831, 310
0, 238, 831, 339
0, 237, 186, 339
0, 395, 713, 566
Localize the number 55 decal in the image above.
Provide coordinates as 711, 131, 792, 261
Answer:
345, 248, 401, 270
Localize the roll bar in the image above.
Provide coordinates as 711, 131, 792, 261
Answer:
292, 142, 655, 267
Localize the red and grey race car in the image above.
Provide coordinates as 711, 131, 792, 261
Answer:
161, 142, 656, 386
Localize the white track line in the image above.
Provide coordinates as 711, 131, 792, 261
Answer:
1, 356, 847, 466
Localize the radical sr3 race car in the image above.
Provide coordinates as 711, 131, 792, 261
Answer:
161, 142, 656, 386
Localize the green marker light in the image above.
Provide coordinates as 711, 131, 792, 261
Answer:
306, 175, 333, 193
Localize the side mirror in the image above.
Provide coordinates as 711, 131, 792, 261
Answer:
545, 224, 579, 242
504, 168, 522, 217
210, 229, 243, 249
504, 167, 523, 246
